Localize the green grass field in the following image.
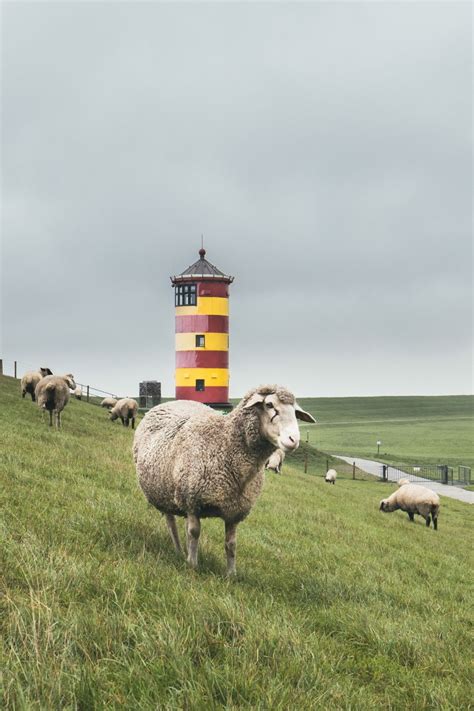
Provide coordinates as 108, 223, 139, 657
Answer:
1, 375, 473, 709
295, 396, 474, 470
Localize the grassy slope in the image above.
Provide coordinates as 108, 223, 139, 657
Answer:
1, 375, 473, 709
295, 396, 474, 469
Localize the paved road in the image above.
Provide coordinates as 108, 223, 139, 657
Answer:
335, 456, 474, 505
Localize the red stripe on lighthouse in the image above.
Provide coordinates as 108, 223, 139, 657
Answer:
175, 315, 229, 333
176, 351, 229, 368
175, 386, 229, 404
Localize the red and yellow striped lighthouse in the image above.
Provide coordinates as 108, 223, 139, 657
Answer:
171, 248, 234, 406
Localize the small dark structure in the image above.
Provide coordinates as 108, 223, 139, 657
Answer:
139, 380, 161, 409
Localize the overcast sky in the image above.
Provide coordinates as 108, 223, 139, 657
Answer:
2, 1, 472, 398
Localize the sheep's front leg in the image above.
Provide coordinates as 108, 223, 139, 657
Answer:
165, 514, 183, 555
225, 521, 238, 576
186, 514, 201, 569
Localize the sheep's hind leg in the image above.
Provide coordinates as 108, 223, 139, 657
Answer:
186, 514, 201, 569
165, 514, 183, 555
425, 515, 431, 528
408, 512, 415, 522
225, 521, 238, 576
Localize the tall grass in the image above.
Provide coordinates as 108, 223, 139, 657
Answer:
1, 375, 473, 709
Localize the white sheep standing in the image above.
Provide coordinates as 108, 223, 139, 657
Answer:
380, 484, 440, 530
325, 468, 337, 484
73, 386, 82, 400
35, 373, 76, 428
133, 385, 316, 575
20, 367, 53, 401
101, 397, 118, 409
265, 448, 285, 474
109, 398, 138, 428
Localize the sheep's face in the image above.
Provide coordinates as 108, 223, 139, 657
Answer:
244, 389, 316, 453
64, 374, 76, 390
379, 499, 394, 512
109, 411, 119, 422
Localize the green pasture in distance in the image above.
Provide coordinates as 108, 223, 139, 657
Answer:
1, 374, 473, 709
296, 395, 474, 469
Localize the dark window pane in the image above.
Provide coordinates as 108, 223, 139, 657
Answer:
196, 379, 205, 392
195, 335, 205, 347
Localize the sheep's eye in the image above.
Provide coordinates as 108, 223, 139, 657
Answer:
266, 402, 274, 409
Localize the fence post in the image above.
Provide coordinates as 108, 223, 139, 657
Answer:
14, 361, 17, 378
304, 448, 308, 474
0, 359, 3, 375
353, 461, 356, 480
442, 465, 448, 485
326, 458, 329, 473
86, 385, 90, 403
382, 465, 387, 481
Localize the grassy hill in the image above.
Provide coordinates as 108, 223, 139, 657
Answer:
1, 375, 473, 709
295, 395, 474, 469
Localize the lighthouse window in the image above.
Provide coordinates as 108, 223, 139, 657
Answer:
175, 283, 197, 307
195, 335, 205, 348
196, 379, 205, 392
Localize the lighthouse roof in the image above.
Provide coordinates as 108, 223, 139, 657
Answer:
171, 248, 234, 284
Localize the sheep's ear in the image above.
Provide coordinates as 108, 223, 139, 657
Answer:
295, 402, 316, 423
244, 392, 265, 409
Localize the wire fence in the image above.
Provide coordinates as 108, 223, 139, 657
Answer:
381, 462, 471, 486
0, 358, 143, 408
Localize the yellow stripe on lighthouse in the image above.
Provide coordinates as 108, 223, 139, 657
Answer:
175, 297, 229, 317
175, 368, 229, 387
175, 333, 229, 351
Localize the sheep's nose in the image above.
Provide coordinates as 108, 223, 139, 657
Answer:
281, 435, 299, 451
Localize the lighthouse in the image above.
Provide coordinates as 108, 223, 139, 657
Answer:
171, 248, 234, 407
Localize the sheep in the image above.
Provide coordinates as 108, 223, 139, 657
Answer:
325, 468, 337, 484
20, 367, 53, 401
266, 448, 285, 474
74, 386, 82, 400
110, 398, 138, 428
35, 373, 76, 428
133, 384, 316, 575
101, 397, 118, 409
398, 478, 411, 487
380, 484, 440, 530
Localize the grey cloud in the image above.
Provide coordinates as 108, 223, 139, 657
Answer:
2, 2, 472, 397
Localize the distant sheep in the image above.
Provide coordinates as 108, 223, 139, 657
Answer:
35, 374, 76, 428
380, 484, 440, 530
398, 478, 410, 487
325, 469, 337, 484
20, 367, 53, 401
133, 384, 316, 575
101, 397, 118, 409
74, 386, 82, 400
110, 398, 138, 428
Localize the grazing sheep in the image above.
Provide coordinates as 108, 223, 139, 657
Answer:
398, 478, 411, 487
20, 367, 53, 401
380, 484, 440, 530
74, 386, 82, 400
266, 448, 285, 474
133, 384, 316, 575
35, 374, 76, 428
101, 397, 118, 409
325, 468, 337, 484
110, 398, 138, 428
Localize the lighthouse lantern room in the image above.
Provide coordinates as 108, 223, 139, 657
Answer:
171, 248, 234, 407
